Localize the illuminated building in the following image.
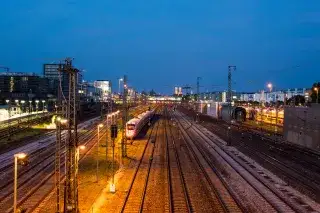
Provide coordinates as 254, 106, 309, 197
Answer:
94, 80, 112, 101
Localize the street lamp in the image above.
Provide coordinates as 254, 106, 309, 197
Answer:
267, 83, 273, 92
42, 100, 45, 112
315, 87, 319, 104
20, 100, 25, 116
96, 123, 103, 182
35, 100, 39, 113
14, 153, 27, 213
29, 100, 32, 114
118, 78, 123, 95
6, 100, 11, 139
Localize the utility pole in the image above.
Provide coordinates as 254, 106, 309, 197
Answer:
121, 75, 128, 157
55, 63, 63, 213
58, 58, 79, 213
227, 65, 236, 146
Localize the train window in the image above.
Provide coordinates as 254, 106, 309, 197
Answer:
127, 124, 135, 130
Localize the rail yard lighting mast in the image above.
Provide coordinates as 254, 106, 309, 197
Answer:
13, 153, 27, 213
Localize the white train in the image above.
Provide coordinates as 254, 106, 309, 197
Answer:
126, 109, 155, 139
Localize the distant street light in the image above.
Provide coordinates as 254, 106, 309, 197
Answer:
315, 87, 319, 104
267, 83, 273, 92
14, 153, 27, 213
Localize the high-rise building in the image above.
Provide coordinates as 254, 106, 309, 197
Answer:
174, 86, 182, 96
43, 64, 66, 96
43, 63, 83, 97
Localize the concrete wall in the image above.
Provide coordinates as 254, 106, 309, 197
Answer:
284, 104, 320, 151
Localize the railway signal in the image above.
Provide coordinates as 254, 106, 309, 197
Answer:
111, 124, 118, 138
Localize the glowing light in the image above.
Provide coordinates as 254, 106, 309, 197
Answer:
14, 153, 27, 159
98, 124, 103, 128
79, 145, 86, 150
60, 119, 68, 124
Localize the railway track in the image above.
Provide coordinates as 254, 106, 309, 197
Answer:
177, 110, 319, 212
164, 110, 192, 213
169, 109, 241, 213
120, 112, 160, 213
0, 116, 98, 172
19, 123, 105, 213
0, 117, 104, 213
180, 107, 320, 202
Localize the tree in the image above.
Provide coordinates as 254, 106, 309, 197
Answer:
310, 82, 320, 103
287, 95, 305, 106
182, 94, 191, 102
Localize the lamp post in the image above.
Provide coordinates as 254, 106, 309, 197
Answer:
118, 78, 123, 95
20, 100, 25, 117
35, 100, 39, 113
14, 153, 27, 213
6, 100, 11, 139
96, 124, 103, 182
106, 114, 112, 162
267, 82, 277, 131
14, 99, 19, 116
29, 100, 32, 114
315, 87, 319, 104
42, 100, 46, 112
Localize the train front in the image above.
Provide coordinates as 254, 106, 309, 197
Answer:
126, 119, 138, 139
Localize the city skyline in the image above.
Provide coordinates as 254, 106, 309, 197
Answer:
1, 1, 320, 94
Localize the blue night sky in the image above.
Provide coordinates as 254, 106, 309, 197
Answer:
1, 1, 320, 94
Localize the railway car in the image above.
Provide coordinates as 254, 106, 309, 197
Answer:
126, 109, 154, 139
